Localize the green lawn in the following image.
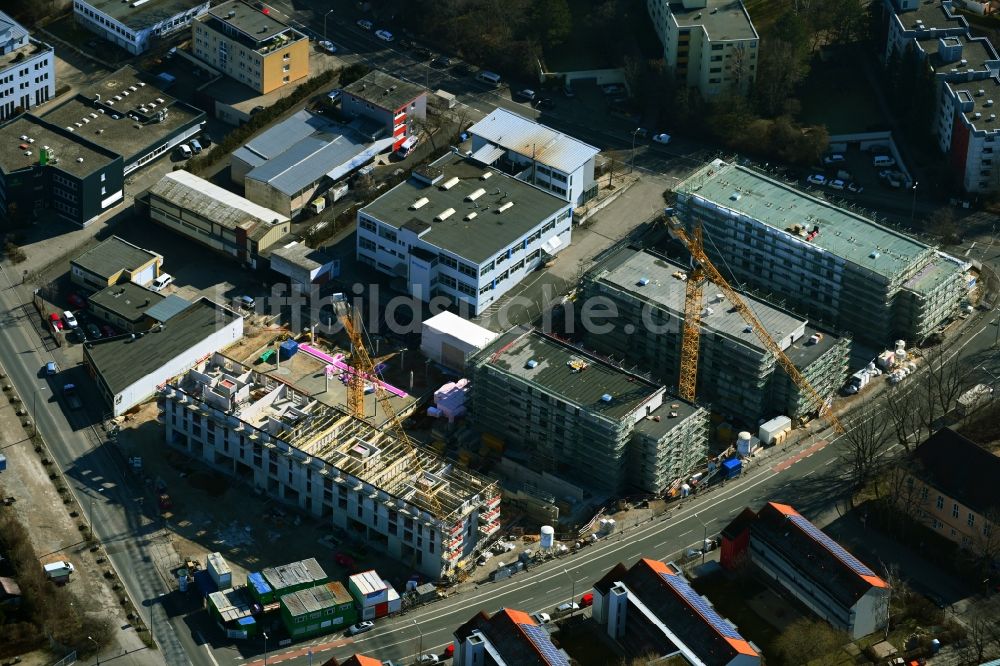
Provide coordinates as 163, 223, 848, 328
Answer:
798, 57, 887, 134
692, 575, 783, 654
744, 0, 790, 35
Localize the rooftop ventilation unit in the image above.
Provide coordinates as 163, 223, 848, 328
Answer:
978, 89, 986, 96
435, 208, 456, 221
960, 59, 968, 66
481, 171, 492, 181
637, 277, 649, 286
466, 188, 486, 202
410, 197, 429, 210
987, 100, 994, 107
975, 112, 982, 119
600, 394, 613, 403
870, 250, 881, 259
440, 176, 460, 190
730, 192, 741, 201
497, 201, 514, 213
464, 212, 477, 221
76, 157, 84, 163
525, 359, 538, 369
990, 114, 997, 121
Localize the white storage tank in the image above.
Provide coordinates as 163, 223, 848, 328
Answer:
540, 525, 555, 550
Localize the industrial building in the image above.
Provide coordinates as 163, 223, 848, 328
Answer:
0, 11, 55, 121
192, 0, 308, 95
84, 297, 243, 416
269, 241, 339, 286
472, 327, 708, 495
674, 159, 968, 345
72, 0, 209, 54
280, 581, 356, 639
720, 503, 889, 639
87, 282, 166, 333
580, 247, 850, 426
148, 170, 290, 269
453, 608, 571, 666
358, 153, 573, 315
646, 0, 759, 98
467, 109, 599, 206
70, 235, 163, 291
231, 109, 393, 217
592, 558, 760, 666
340, 71, 427, 153
421, 310, 499, 372
160, 351, 501, 579
0, 114, 123, 227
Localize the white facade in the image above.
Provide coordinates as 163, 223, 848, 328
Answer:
73, 0, 209, 54
0, 12, 55, 121
646, 0, 759, 97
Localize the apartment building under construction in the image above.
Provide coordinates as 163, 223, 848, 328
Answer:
471, 328, 708, 495
580, 247, 850, 427
159, 352, 500, 579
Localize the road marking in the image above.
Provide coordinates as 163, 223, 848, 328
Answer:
803, 470, 816, 477
547, 587, 560, 593
825, 459, 836, 466
195, 632, 221, 666
656, 541, 668, 549
679, 530, 692, 537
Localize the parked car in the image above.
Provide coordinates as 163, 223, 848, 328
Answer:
602, 83, 625, 96
823, 153, 845, 165
347, 620, 375, 635
356, 19, 373, 29
86, 323, 102, 339
45, 361, 58, 376
318, 40, 337, 53
189, 139, 202, 154
806, 174, 826, 186
413, 47, 432, 60
62, 311, 78, 329
236, 295, 256, 310
375, 29, 394, 42
150, 273, 173, 292
442, 644, 455, 659
177, 144, 192, 159
847, 182, 864, 193
200, 133, 213, 147
416, 656, 440, 665
530, 611, 551, 624
652, 133, 672, 145
580, 592, 594, 607
431, 56, 452, 67
48, 313, 64, 331
67, 293, 86, 309
515, 89, 536, 102
828, 179, 846, 190
101, 324, 115, 337
554, 601, 580, 616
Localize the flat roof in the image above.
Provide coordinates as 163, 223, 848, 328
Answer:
361, 152, 569, 264
667, 0, 759, 41
468, 108, 600, 174
205, 0, 294, 44
43, 67, 205, 164
270, 241, 334, 271
150, 170, 289, 229
678, 161, 932, 279
88, 282, 165, 322
903, 253, 964, 295
349, 570, 387, 595
783, 323, 842, 370
78, 0, 208, 30
422, 310, 499, 349
917, 33, 998, 74
342, 70, 426, 111
893, 0, 966, 32
85, 298, 240, 394
72, 236, 159, 280
0, 115, 116, 178
262, 558, 327, 592
947, 77, 1000, 132
282, 581, 352, 617
479, 328, 663, 421
633, 398, 702, 440
593, 248, 805, 354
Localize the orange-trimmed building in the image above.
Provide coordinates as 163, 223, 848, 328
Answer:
592, 558, 761, 666
720, 502, 889, 639
453, 607, 570, 665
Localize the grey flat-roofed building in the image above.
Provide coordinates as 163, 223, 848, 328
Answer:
72, 0, 209, 54
43, 66, 205, 175
340, 71, 427, 151
472, 327, 708, 494
675, 160, 966, 345
341, 70, 426, 115
358, 152, 573, 315
83, 298, 243, 416
269, 241, 338, 285
580, 247, 850, 426
87, 282, 165, 332
70, 235, 163, 290
0, 11, 55, 121
146, 294, 191, 322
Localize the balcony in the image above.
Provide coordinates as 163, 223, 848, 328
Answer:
478, 521, 500, 537
450, 522, 464, 535
479, 506, 500, 523
446, 535, 464, 551
483, 495, 501, 510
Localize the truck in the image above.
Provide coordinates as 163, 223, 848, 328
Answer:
843, 369, 872, 395
957, 383, 993, 417
62, 384, 82, 410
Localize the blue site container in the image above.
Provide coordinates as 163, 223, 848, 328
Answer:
721, 458, 742, 479
0, 453, 6, 472
279, 339, 299, 360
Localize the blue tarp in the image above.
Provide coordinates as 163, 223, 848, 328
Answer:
237, 616, 256, 626
247, 572, 271, 596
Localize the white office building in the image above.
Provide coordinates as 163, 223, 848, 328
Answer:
73, 0, 209, 54
467, 108, 599, 207
647, 0, 759, 97
0, 11, 55, 121
357, 152, 573, 316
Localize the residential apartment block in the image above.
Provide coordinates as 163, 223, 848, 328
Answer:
0, 11, 55, 121
453, 608, 571, 666
149, 170, 290, 269
471, 327, 708, 495
904, 428, 999, 559
193, 0, 308, 95
73, 0, 209, 54
674, 160, 967, 346
341, 71, 427, 153
160, 352, 501, 579
647, 0, 759, 97
467, 109, 600, 206
720, 503, 889, 639
580, 246, 850, 427
592, 558, 761, 665
357, 153, 573, 316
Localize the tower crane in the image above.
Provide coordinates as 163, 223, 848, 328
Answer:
331, 294, 444, 514
673, 224, 845, 435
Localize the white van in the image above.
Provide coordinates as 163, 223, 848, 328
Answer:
151, 273, 173, 292
44, 560, 75, 580
477, 70, 501, 86
177, 144, 192, 159
396, 135, 418, 158
873, 154, 896, 167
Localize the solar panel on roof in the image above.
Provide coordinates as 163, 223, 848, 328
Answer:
788, 514, 877, 578
660, 573, 742, 639
518, 623, 570, 666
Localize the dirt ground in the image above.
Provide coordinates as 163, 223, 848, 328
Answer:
0, 381, 147, 661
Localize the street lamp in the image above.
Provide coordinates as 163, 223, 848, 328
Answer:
630, 128, 642, 173
412, 619, 423, 662
564, 568, 576, 606
262, 632, 269, 666
89, 487, 104, 539
32, 386, 47, 437
323, 9, 335, 42
87, 636, 99, 666
909, 181, 919, 228
696, 513, 708, 564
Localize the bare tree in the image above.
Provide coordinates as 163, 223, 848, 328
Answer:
974, 508, 1000, 568
773, 618, 849, 665
883, 465, 928, 535
839, 400, 892, 497
959, 613, 1000, 664
884, 384, 925, 452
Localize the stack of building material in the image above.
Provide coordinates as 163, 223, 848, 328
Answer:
431, 379, 470, 422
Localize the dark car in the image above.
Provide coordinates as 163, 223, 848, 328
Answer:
532, 97, 554, 110
413, 47, 432, 60
86, 324, 102, 339
200, 133, 213, 147
101, 325, 115, 337
431, 56, 452, 68
67, 293, 87, 309
452, 61, 473, 76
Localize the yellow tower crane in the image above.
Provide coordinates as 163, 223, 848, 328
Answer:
674, 225, 845, 435
331, 294, 444, 514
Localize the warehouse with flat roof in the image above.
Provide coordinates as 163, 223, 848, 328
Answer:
73, 0, 209, 54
